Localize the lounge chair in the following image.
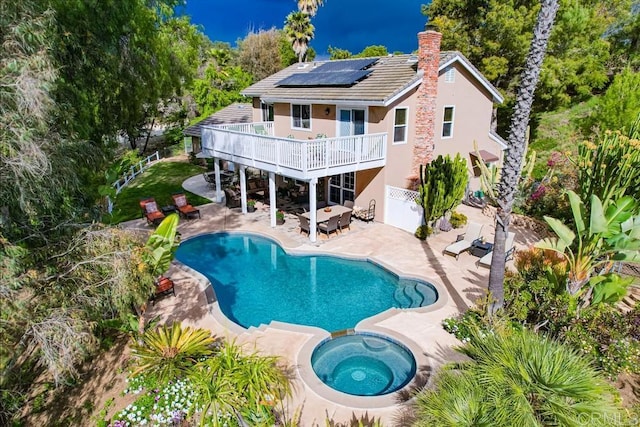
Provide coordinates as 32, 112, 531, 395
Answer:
477, 232, 516, 268
172, 193, 201, 219
338, 210, 352, 232
298, 214, 311, 236
318, 215, 340, 238
152, 276, 176, 305
443, 221, 484, 259
140, 198, 165, 226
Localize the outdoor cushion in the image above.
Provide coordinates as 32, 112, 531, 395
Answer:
145, 201, 159, 213
174, 195, 187, 207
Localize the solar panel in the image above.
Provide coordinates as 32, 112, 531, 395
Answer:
311, 58, 378, 73
277, 69, 372, 87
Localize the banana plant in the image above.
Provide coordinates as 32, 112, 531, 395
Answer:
535, 190, 640, 299
143, 213, 180, 277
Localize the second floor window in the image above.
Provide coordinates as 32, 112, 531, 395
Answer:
292, 104, 311, 129
261, 103, 274, 122
442, 106, 454, 138
393, 107, 408, 143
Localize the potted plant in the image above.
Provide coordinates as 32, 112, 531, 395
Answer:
276, 210, 285, 225
247, 199, 256, 212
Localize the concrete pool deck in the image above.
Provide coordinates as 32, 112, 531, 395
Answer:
122, 192, 539, 425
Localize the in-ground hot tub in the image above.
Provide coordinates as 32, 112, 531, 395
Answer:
311, 333, 416, 396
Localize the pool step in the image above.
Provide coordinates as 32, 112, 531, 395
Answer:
394, 282, 429, 308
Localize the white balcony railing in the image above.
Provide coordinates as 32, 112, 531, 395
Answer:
201, 122, 386, 179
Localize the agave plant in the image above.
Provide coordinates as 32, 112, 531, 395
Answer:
535, 190, 640, 299
131, 322, 215, 381
412, 326, 623, 426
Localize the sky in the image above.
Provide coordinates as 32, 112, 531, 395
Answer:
179, 0, 430, 59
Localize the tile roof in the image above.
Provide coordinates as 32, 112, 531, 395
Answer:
241, 52, 503, 105
183, 103, 252, 137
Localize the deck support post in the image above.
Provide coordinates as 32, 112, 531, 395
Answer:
269, 172, 277, 228
309, 177, 318, 242
214, 159, 222, 203
239, 165, 247, 214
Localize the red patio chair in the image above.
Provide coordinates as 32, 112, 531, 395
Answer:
172, 193, 201, 219
140, 198, 165, 226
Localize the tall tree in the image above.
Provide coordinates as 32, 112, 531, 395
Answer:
298, 0, 324, 16
488, 0, 560, 314
237, 28, 289, 80
284, 11, 315, 63
423, 0, 630, 114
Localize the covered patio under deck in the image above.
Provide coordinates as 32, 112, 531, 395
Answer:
200, 122, 387, 242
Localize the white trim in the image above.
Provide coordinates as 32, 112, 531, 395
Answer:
439, 55, 504, 103
392, 106, 409, 145
441, 105, 455, 139
291, 103, 312, 131
489, 130, 508, 150
383, 76, 422, 107
444, 66, 455, 83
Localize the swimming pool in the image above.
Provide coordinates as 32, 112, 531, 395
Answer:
175, 232, 438, 332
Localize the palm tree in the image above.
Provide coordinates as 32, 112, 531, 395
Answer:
412, 327, 623, 426
488, 0, 560, 314
298, 0, 324, 16
284, 11, 314, 63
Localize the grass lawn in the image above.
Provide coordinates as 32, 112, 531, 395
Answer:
529, 99, 595, 178
108, 160, 212, 224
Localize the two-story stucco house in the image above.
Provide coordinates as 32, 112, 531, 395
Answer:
198, 28, 505, 241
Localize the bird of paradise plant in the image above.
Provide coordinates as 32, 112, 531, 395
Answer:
535, 190, 640, 305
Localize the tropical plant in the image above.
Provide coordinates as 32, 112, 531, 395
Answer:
535, 191, 640, 302
130, 323, 215, 382
572, 118, 640, 206
143, 213, 180, 278
417, 154, 468, 229
284, 11, 314, 63
191, 340, 291, 426
488, 0, 559, 314
413, 326, 623, 426
298, 0, 324, 16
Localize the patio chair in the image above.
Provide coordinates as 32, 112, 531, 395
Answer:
203, 172, 216, 188
477, 232, 516, 268
344, 200, 355, 209
172, 193, 201, 219
318, 215, 340, 238
140, 197, 165, 226
224, 188, 241, 208
354, 199, 376, 222
443, 221, 484, 259
298, 214, 311, 236
152, 276, 176, 305
338, 210, 352, 232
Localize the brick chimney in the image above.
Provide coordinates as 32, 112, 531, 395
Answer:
408, 27, 442, 189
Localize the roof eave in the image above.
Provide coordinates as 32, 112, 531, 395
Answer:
439, 54, 504, 104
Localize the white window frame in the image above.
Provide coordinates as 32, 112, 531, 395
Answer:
261, 102, 274, 122
444, 66, 455, 83
291, 104, 311, 130
335, 106, 368, 136
442, 106, 455, 139
392, 107, 409, 145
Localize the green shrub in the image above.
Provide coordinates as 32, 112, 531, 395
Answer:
449, 211, 467, 228
414, 225, 432, 240
442, 308, 489, 343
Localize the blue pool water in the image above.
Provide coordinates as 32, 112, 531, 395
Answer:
311, 333, 416, 396
175, 233, 438, 332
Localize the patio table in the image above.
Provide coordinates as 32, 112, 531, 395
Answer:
301, 205, 352, 224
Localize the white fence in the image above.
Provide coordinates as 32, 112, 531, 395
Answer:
106, 151, 160, 213
384, 185, 423, 233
